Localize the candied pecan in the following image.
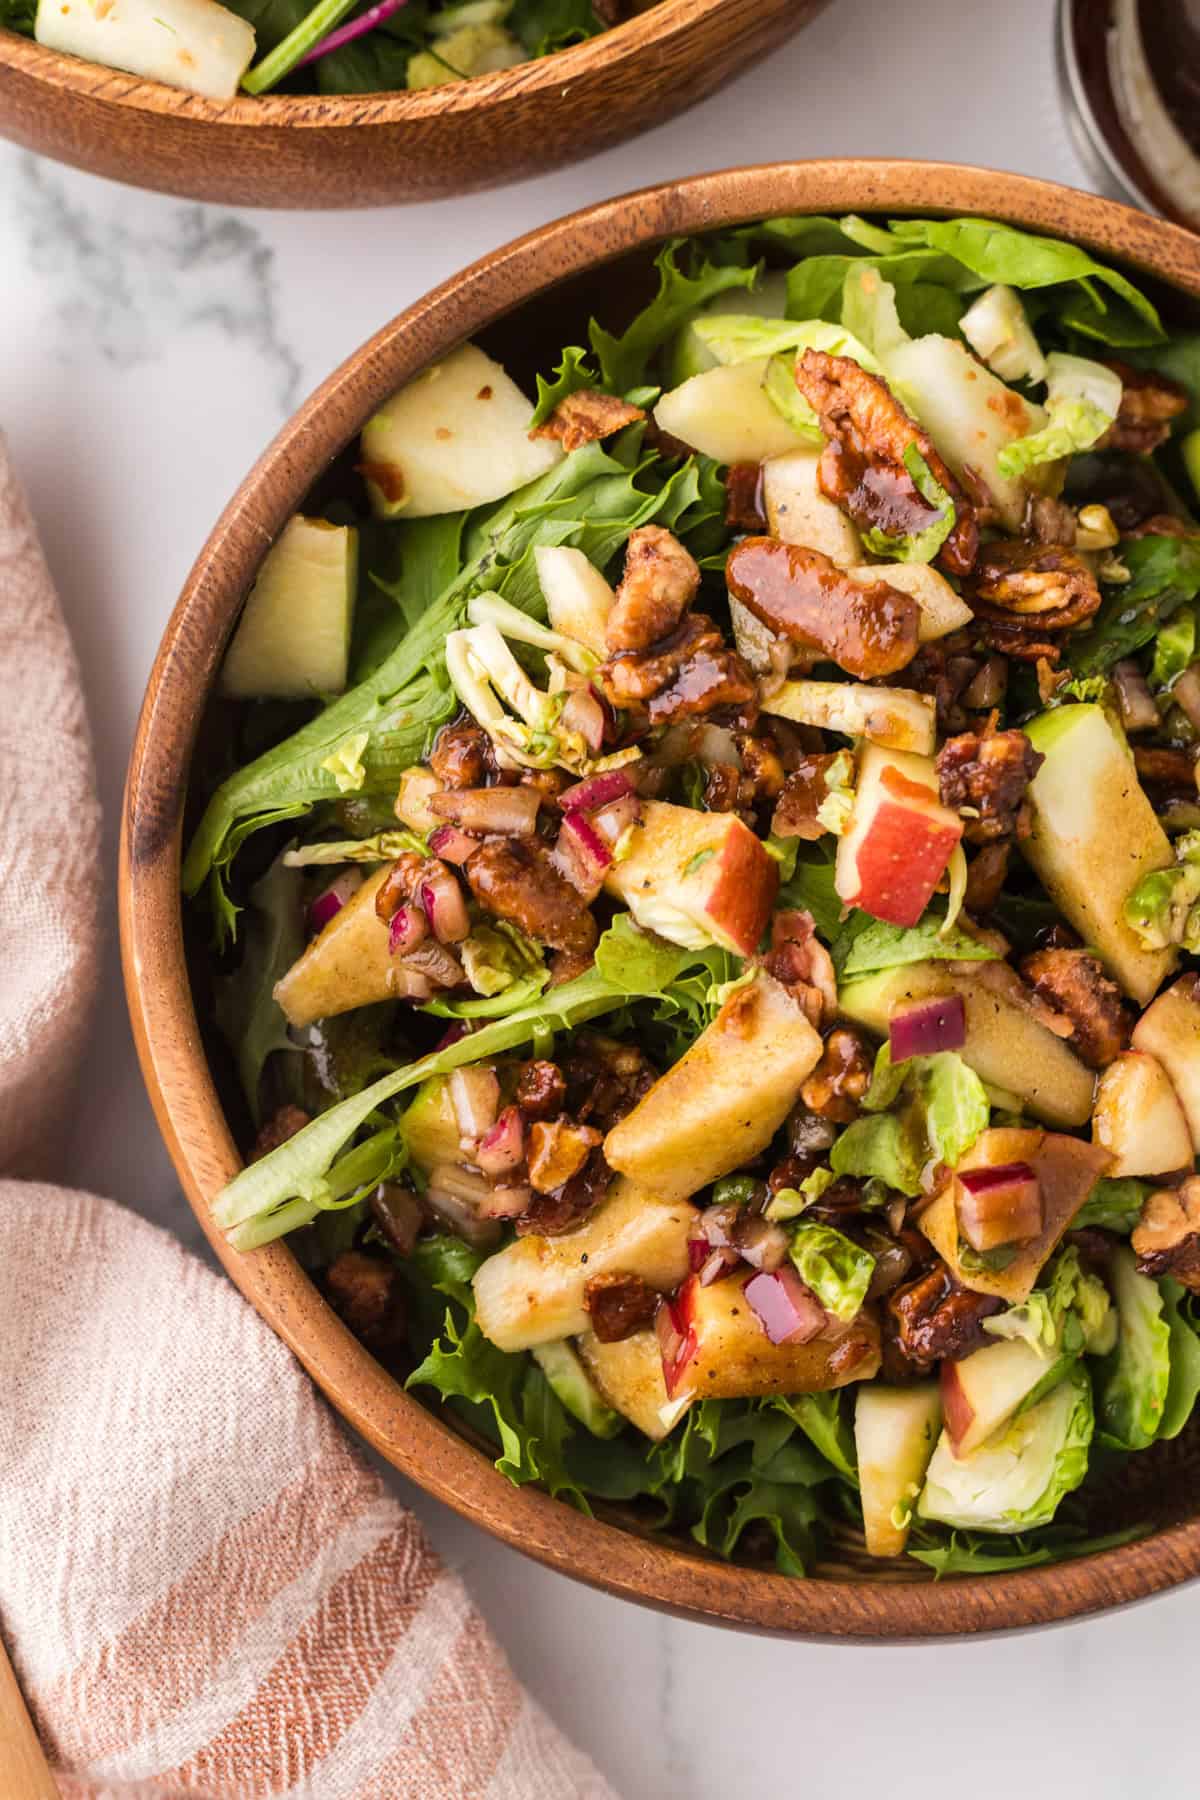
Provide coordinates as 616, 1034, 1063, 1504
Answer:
251, 1104, 310, 1162
429, 715, 494, 789
762, 910, 837, 1028
1099, 360, 1189, 455
1133, 1179, 1200, 1290
895, 638, 984, 734
519, 767, 570, 805
1019, 947, 1132, 1069
517, 1147, 613, 1237
531, 387, 645, 454
968, 540, 1102, 633
703, 761, 742, 812
605, 525, 700, 653
724, 462, 768, 531
793, 348, 978, 576
799, 1027, 874, 1123
527, 1117, 602, 1194
515, 1059, 567, 1121
1023, 492, 1078, 545
886, 1264, 1003, 1372
325, 1252, 406, 1351
599, 614, 723, 707
646, 644, 758, 729
770, 755, 841, 840
936, 724, 1043, 844
584, 1272, 661, 1342
726, 538, 920, 680
980, 620, 1064, 666
735, 733, 786, 803
963, 840, 1011, 915
561, 1032, 655, 1129
1134, 745, 1198, 792
465, 836, 598, 955
374, 850, 428, 921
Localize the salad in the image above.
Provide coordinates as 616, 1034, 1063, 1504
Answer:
9, 0, 638, 103
187, 211, 1200, 1579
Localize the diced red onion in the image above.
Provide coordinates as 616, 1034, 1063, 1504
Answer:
449, 1067, 500, 1143
1113, 660, 1160, 733
687, 1237, 708, 1274
418, 863, 471, 945
422, 1170, 501, 1249
698, 1204, 739, 1249
744, 1268, 826, 1346
297, 0, 409, 67
429, 786, 540, 835
308, 868, 362, 935
591, 793, 641, 846
560, 687, 606, 753
698, 1247, 741, 1286
889, 993, 966, 1063
481, 1181, 531, 1220
656, 1294, 696, 1399
388, 903, 427, 956
475, 1104, 525, 1177
957, 1162, 1043, 1251
559, 769, 635, 813
552, 810, 612, 900
428, 824, 478, 865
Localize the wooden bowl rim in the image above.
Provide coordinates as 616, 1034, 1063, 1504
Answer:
0, 0, 743, 126
121, 159, 1200, 1640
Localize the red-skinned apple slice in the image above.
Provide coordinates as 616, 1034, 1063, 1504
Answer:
836, 744, 963, 927
1092, 1049, 1193, 1177
660, 1271, 881, 1400
604, 799, 778, 955
941, 1336, 1064, 1459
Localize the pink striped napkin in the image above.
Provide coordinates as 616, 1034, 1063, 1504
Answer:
0, 435, 616, 1799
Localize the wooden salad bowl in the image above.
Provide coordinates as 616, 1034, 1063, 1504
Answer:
121, 162, 1200, 1638
0, 0, 814, 209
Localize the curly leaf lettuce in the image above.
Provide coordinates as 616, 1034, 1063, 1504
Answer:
589, 239, 760, 394
831, 1047, 989, 1198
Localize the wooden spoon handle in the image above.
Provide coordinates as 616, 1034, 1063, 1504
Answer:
0, 1633, 57, 1798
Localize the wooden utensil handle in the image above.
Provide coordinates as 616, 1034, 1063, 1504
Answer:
0, 1634, 57, 1798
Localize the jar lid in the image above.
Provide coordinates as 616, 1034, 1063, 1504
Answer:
1058, 0, 1200, 232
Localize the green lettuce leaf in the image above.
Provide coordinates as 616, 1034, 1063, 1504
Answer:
1158, 1280, 1200, 1440
831, 1047, 989, 1197
1097, 1245, 1171, 1450
860, 444, 956, 564
351, 514, 466, 681
589, 240, 759, 393
1068, 534, 1200, 676
997, 353, 1122, 479
771, 1393, 858, 1484
508, 0, 603, 56
529, 344, 599, 429
908, 1521, 1149, 1577
212, 851, 304, 1124
837, 915, 1000, 979
1072, 1177, 1150, 1235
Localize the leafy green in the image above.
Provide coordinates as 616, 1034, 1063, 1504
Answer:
1122, 333, 1200, 428
983, 1247, 1115, 1361
589, 240, 759, 393
1068, 534, 1200, 676
788, 1224, 874, 1324
908, 1522, 1149, 1577
508, 0, 602, 56
837, 916, 999, 980
1097, 1246, 1171, 1451
352, 515, 465, 681
212, 852, 304, 1124
861, 444, 956, 564
1158, 1281, 1200, 1441
529, 345, 600, 429
1125, 829, 1200, 953
918, 1365, 1094, 1533
772, 1393, 858, 1484
1072, 1177, 1150, 1235
0, 0, 35, 32
777, 854, 844, 943
1150, 609, 1195, 692
832, 1047, 989, 1197
997, 353, 1122, 479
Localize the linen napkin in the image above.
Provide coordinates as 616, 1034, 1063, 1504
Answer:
0, 434, 616, 1800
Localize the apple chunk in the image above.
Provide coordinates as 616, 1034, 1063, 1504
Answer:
472, 1180, 696, 1353
274, 866, 395, 1029
661, 1272, 881, 1401
604, 972, 823, 1203
847, 563, 972, 644
761, 448, 863, 565
918, 1127, 1111, 1303
855, 1383, 942, 1556
577, 1329, 691, 1441
534, 544, 613, 656
763, 679, 936, 755
941, 1337, 1064, 1459
1092, 1050, 1193, 1176
603, 799, 778, 955
1132, 976, 1200, 1152
654, 361, 810, 464
836, 744, 962, 927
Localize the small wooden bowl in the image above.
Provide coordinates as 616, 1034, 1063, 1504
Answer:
0, 0, 815, 209
122, 162, 1200, 1638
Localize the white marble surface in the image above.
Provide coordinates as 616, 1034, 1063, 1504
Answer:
3, 0, 1197, 1791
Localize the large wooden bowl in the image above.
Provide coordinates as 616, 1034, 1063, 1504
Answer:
0, 0, 814, 208
121, 162, 1200, 1637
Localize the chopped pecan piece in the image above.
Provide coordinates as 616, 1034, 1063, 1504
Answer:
326, 1252, 406, 1351
647, 644, 758, 728
517, 1147, 613, 1237
599, 614, 722, 706
561, 1033, 655, 1129
1099, 360, 1189, 455
727, 537, 920, 680
963, 840, 1011, 915
703, 761, 742, 812
428, 715, 494, 788
936, 724, 1043, 844
1019, 947, 1132, 1069
515, 1058, 567, 1121
465, 837, 598, 955
374, 850, 428, 922
885, 1264, 1003, 1373
598, 613, 757, 728
762, 910, 837, 1028
531, 387, 646, 454
735, 733, 786, 803
799, 1027, 874, 1123
584, 1272, 661, 1342
793, 348, 979, 576
1133, 1179, 1200, 1291
1023, 492, 1078, 545
770, 754, 841, 840
895, 637, 984, 733
251, 1104, 310, 1162
968, 540, 1102, 633
527, 1117, 602, 1194
605, 525, 700, 653
724, 462, 768, 531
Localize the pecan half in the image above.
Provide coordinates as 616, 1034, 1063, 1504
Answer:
605, 525, 700, 653
968, 540, 1102, 633
799, 1027, 874, 1123
770, 753, 841, 840
936, 724, 1043, 844
465, 837, 598, 955
793, 348, 979, 576
885, 1264, 1003, 1373
1099, 360, 1189, 456
597, 613, 757, 727
429, 715, 494, 789
1019, 947, 1132, 1070
326, 1252, 406, 1351
724, 462, 768, 531
1133, 1178, 1200, 1290
726, 537, 920, 680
